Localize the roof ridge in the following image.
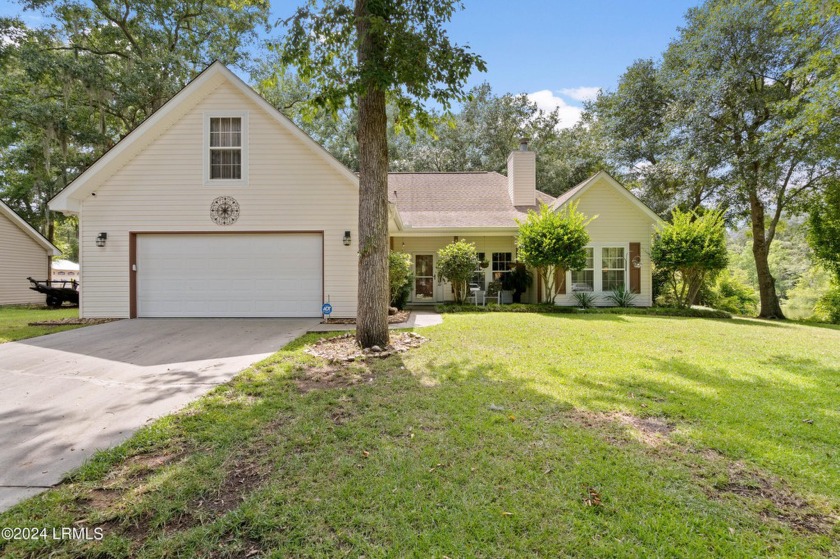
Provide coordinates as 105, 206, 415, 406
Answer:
388, 171, 490, 175
0, 199, 60, 255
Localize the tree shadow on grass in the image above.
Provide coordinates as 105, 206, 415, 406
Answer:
723, 317, 797, 329
787, 320, 840, 332
534, 312, 629, 322
564, 352, 840, 502
2, 346, 836, 558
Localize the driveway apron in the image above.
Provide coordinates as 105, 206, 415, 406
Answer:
0, 317, 317, 512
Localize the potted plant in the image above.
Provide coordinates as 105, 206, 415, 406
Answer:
508, 264, 533, 303
487, 280, 502, 304
479, 258, 490, 269
499, 273, 515, 304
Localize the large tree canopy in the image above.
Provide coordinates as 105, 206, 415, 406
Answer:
0, 0, 268, 240
254, 67, 611, 198
591, 0, 840, 319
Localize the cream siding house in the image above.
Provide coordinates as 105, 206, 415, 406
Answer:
388, 160, 662, 306
50, 62, 661, 318
50, 62, 359, 318
0, 200, 60, 305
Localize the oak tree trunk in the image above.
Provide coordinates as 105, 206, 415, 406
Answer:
749, 193, 785, 319
354, 0, 390, 348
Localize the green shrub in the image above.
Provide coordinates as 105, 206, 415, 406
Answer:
807, 180, 840, 282
606, 285, 637, 307
701, 270, 757, 315
435, 303, 731, 319
517, 202, 594, 303
436, 240, 479, 304
651, 209, 728, 308
652, 266, 670, 303
814, 283, 840, 324
389, 251, 413, 309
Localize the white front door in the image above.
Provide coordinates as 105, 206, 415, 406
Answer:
136, 233, 323, 317
413, 254, 436, 302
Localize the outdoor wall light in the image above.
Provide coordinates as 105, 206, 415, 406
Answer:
343, 231, 351, 246
96, 232, 107, 248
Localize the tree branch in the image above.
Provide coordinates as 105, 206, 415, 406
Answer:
47, 45, 129, 59
90, 0, 143, 58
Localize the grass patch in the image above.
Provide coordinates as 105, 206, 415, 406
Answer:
436, 302, 732, 319
1, 315, 838, 557
0, 305, 82, 343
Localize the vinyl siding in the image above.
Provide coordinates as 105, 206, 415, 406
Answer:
0, 213, 49, 305
507, 151, 536, 206
78, 80, 358, 318
554, 176, 657, 306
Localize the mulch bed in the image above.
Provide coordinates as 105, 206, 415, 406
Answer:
28, 318, 121, 326
321, 310, 411, 325
305, 331, 428, 362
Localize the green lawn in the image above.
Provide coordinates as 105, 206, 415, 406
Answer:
1, 314, 838, 557
0, 306, 81, 343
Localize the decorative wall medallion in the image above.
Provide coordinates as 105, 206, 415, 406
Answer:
210, 196, 240, 225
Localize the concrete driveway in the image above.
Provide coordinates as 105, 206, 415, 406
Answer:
0, 318, 318, 512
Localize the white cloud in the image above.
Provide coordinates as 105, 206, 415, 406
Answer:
558, 86, 602, 102
527, 90, 584, 129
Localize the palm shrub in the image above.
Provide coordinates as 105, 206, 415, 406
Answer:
436, 240, 479, 304
517, 202, 594, 303
508, 264, 534, 303
573, 291, 596, 309
606, 285, 637, 307
651, 209, 728, 308
389, 251, 413, 309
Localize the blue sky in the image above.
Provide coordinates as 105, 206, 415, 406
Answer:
2, 0, 700, 126
443, 0, 700, 126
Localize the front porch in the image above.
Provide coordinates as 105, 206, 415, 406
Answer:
390, 235, 538, 305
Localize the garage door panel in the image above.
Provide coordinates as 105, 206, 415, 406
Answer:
137, 234, 322, 317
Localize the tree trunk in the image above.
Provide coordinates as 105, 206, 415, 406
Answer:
354, 0, 390, 348
749, 192, 785, 319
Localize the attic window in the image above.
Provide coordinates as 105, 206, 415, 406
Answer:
204, 112, 248, 185
210, 118, 241, 179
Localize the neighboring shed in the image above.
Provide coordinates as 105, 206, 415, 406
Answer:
0, 200, 61, 305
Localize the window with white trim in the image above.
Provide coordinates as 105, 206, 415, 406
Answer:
602, 246, 626, 291
210, 117, 242, 179
571, 247, 594, 292
492, 252, 512, 280
204, 112, 248, 185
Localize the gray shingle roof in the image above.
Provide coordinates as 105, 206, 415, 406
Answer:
549, 174, 594, 210
388, 172, 555, 229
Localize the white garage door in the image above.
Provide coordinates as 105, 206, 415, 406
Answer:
136, 233, 322, 317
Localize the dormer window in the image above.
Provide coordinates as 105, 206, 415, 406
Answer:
204, 112, 248, 186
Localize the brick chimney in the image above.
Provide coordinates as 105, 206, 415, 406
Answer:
507, 138, 536, 206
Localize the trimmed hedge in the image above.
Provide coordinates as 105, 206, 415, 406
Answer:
435, 303, 732, 319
